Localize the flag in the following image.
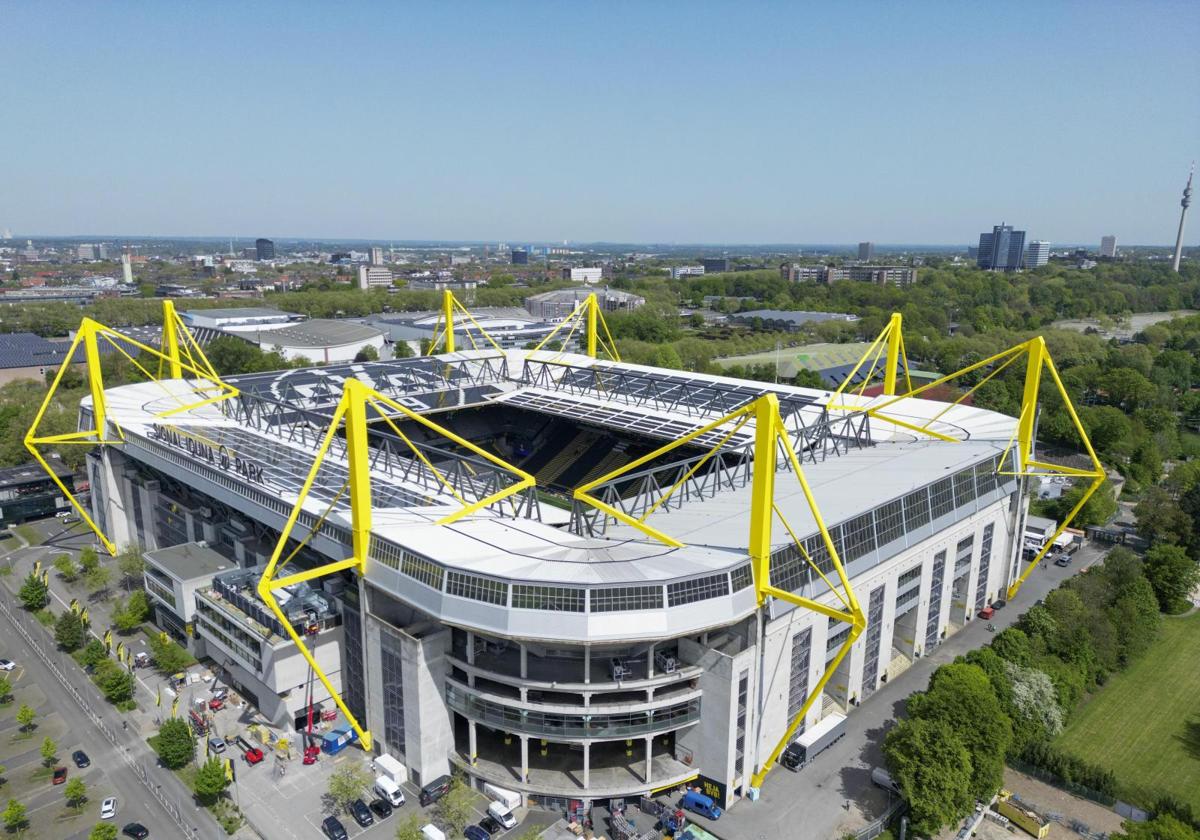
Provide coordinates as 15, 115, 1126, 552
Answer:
69, 598, 79, 613
171, 695, 179, 717
158, 631, 169, 645
41, 570, 49, 586
224, 758, 234, 782
156, 685, 161, 708
80, 608, 89, 624
203, 735, 209, 760
103, 629, 113, 650
33, 560, 41, 576
116, 641, 124, 660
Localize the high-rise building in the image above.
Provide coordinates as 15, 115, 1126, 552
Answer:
510, 248, 529, 266
255, 238, 275, 261
76, 243, 106, 260
1172, 164, 1193, 273
561, 267, 603, 284
370, 246, 385, 266
357, 265, 394, 290
701, 257, 731, 274
1025, 241, 1050, 268
858, 242, 875, 261
121, 252, 134, 285
1099, 236, 1117, 259
976, 224, 1027, 272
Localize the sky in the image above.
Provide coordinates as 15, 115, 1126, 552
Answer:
2, 1, 1198, 245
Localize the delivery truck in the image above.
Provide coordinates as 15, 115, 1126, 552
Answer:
779, 712, 846, 771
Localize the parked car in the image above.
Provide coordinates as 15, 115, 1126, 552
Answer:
369, 798, 393, 820
100, 796, 117, 819
208, 738, 225, 754
321, 815, 348, 840
464, 826, 492, 840
122, 824, 149, 839
349, 798, 374, 828
978, 606, 995, 620
1054, 556, 1071, 567
992, 599, 1007, 610
0, 659, 14, 671
72, 750, 91, 768
479, 816, 504, 834
419, 774, 453, 806
680, 790, 722, 820
52, 767, 68, 785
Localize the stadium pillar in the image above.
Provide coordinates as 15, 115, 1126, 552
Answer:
82, 322, 107, 436
342, 379, 373, 569
442, 290, 455, 353
748, 394, 780, 604
1018, 337, 1045, 468
882, 312, 902, 396
161, 300, 183, 379
586, 293, 598, 357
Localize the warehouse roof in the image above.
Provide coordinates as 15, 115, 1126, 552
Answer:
0, 332, 75, 369
252, 319, 384, 349
182, 307, 290, 321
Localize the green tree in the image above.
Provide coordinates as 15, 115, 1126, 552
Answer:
15, 704, 35, 732
883, 717, 974, 836
1143, 544, 1200, 614
148, 634, 193, 674
116, 546, 145, 590
0, 676, 10, 704
64, 777, 87, 810
1111, 813, 1200, 840
394, 814, 427, 840
1, 798, 26, 833
54, 610, 86, 652
78, 639, 108, 669
1049, 480, 1118, 528
353, 344, 379, 362
40, 736, 57, 767
83, 563, 111, 595
95, 661, 134, 704
153, 718, 195, 769
17, 572, 49, 610
392, 341, 413, 359
53, 554, 79, 582
89, 823, 119, 840
1135, 488, 1192, 546
435, 775, 476, 836
112, 591, 150, 632
193, 757, 229, 805
78, 547, 99, 575
327, 762, 372, 813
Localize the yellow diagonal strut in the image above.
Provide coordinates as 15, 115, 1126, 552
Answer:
257, 379, 535, 752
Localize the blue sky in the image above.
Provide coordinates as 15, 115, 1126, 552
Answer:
3, 1, 1197, 244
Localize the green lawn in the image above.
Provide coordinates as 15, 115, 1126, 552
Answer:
1056, 610, 1200, 811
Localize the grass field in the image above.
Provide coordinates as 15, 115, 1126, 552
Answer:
1055, 610, 1200, 811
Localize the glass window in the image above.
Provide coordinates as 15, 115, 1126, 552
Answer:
953, 467, 978, 508
930, 477, 955, 519
446, 572, 507, 606
730, 564, 754, 591
667, 573, 730, 607
875, 498, 905, 547
840, 512, 877, 561
904, 488, 931, 531
512, 585, 584, 612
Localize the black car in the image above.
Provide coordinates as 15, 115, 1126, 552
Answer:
369, 798, 393, 820
72, 750, 90, 768
321, 816, 348, 840
122, 824, 149, 840
779, 742, 805, 771
419, 774, 452, 806
349, 798, 374, 828
479, 815, 504, 834
992, 599, 1007, 610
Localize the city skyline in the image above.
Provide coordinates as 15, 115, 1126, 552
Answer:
3, 2, 1197, 244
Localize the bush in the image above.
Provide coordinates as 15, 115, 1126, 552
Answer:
1020, 741, 1117, 796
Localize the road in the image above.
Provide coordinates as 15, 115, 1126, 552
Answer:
713, 542, 1110, 840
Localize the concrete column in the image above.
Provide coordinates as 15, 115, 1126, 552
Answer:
466, 632, 475, 665
583, 646, 590, 684
583, 742, 590, 789
520, 735, 529, 783
644, 736, 653, 784
647, 642, 655, 678
469, 720, 477, 766
520, 643, 527, 679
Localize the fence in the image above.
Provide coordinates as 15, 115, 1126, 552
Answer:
853, 797, 907, 840
0, 591, 204, 839
1007, 758, 1117, 807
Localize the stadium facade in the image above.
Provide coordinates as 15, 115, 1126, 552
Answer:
70, 316, 1047, 810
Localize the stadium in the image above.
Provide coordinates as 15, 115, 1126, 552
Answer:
28, 299, 1101, 812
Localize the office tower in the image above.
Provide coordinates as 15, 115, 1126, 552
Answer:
976, 224, 1027, 271
1025, 241, 1050, 268
511, 248, 529, 265
121, 252, 133, 284
1100, 236, 1117, 259
858, 242, 875, 261
255, 238, 275, 261
370, 246, 385, 266
1172, 164, 1193, 273
701, 257, 731, 273
358, 265, 394, 290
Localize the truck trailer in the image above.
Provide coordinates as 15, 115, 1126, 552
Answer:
780, 712, 846, 771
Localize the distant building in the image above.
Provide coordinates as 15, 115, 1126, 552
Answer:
370, 246, 385, 266
780, 263, 827, 283
358, 265, 394, 290
1025, 241, 1050, 268
510, 248, 529, 265
368, 307, 562, 351
76, 243, 107, 260
858, 242, 875, 261
977, 224, 1027, 271
407, 278, 479, 292
180, 307, 303, 334
780, 263, 917, 286
1100, 236, 1117, 258
255, 239, 275, 261
248, 319, 386, 364
561, 267, 603, 284
670, 265, 705, 279
0, 460, 75, 528
729, 309, 858, 332
121, 252, 134, 285
701, 257, 731, 274
525, 287, 645, 320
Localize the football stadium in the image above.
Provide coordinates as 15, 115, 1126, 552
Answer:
27, 299, 1101, 811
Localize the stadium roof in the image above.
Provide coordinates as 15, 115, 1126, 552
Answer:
0, 332, 77, 369
181, 307, 291, 320
252, 319, 383, 349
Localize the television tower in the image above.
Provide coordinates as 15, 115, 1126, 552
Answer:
1172, 162, 1194, 273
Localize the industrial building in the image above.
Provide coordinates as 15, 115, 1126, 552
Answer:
61, 297, 1078, 820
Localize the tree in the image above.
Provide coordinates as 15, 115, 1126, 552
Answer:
1144, 544, 1200, 614
15, 704, 35, 732
116, 546, 145, 590
148, 634, 192, 674
883, 717, 974, 836
64, 777, 87, 810
78, 547, 99, 575
54, 610, 86, 652
193, 757, 229, 805
1048, 480, 1117, 528
78, 639, 108, 669
394, 813, 427, 840
112, 592, 149, 632
1135, 488, 1192, 546
1111, 814, 1200, 840
89, 824, 119, 840
0, 676, 9, 705
1004, 661, 1064, 739
53, 554, 79, 582
17, 572, 49, 610
392, 341, 413, 359
83, 563, 111, 595
95, 662, 134, 704
436, 775, 476, 836
1, 799, 26, 833
153, 718, 195, 769
990, 627, 1033, 666
353, 344, 379, 363
40, 736, 57, 767
327, 763, 372, 813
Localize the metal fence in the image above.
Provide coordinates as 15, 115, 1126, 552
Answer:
0, 592, 204, 839
853, 798, 907, 840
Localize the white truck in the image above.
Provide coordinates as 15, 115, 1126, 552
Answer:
780, 712, 847, 771
483, 782, 522, 812
374, 753, 407, 785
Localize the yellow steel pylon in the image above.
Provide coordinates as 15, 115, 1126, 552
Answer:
24, 304, 239, 555
426, 289, 506, 355
573, 393, 864, 787
257, 378, 535, 752
526, 292, 620, 361
831, 312, 912, 400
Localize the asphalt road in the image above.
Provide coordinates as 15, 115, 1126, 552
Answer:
712, 542, 1110, 840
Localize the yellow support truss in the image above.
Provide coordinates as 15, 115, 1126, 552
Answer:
24, 305, 239, 555
426, 289, 506, 355
257, 378, 535, 752
831, 312, 912, 400
573, 394, 864, 788
526, 292, 620, 361
830, 315, 1106, 600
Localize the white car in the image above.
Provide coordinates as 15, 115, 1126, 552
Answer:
0, 659, 14, 671
100, 797, 117, 819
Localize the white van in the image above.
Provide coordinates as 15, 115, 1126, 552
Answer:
374, 775, 405, 807
488, 800, 518, 829
420, 825, 446, 840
